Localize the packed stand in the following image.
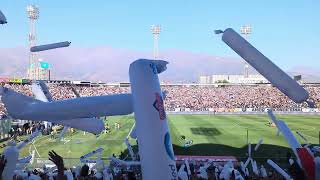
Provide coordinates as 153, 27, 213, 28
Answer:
0, 149, 309, 180
1, 84, 320, 115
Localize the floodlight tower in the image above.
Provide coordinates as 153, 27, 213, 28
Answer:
240, 25, 252, 78
151, 25, 161, 60
27, 5, 39, 80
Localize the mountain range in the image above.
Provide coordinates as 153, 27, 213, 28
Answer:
0, 46, 319, 83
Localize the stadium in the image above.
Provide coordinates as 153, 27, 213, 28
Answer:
0, 81, 319, 179
0, 1, 320, 180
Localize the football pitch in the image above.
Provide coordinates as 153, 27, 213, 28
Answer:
4, 114, 319, 167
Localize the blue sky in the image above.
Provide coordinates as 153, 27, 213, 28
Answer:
0, 0, 319, 70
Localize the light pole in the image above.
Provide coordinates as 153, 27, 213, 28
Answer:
27, 5, 39, 80
240, 25, 252, 78
151, 25, 161, 60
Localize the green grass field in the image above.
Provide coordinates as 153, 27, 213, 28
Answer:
1, 114, 319, 167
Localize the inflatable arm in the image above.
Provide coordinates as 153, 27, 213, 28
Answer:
0, 10, 7, 24
30, 41, 71, 52
1, 87, 133, 121
220, 28, 311, 105
32, 81, 104, 134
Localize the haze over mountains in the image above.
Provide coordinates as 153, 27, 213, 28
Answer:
0, 46, 319, 83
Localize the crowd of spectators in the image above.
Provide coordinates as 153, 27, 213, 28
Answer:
1, 83, 320, 115
0, 149, 307, 180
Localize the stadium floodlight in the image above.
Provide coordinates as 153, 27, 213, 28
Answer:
240, 25, 252, 78
151, 25, 161, 60
0, 10, 7, 24
27, 5, 40, 80
240, 25, 252, 39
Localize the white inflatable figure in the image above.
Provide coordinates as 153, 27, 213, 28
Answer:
267, 159, 291, 180
243, 157, 251, 169
245, 168, 249, 177
227, 161, 234, 169
14, 170, 27, 179
219, 163, 231, 180
16, 130, 41, 150
96, 157, 104, 169
278, 121, 302, 163
184, 159, 191, 176
103, 167, 113, 180
74, 166, 81, 178
268, 110, 302, 167
315, 157, 320, 180
312, 146, 320, 153
2, 59, 177, 180
110, 157, 140, 167
30, 41, 71, 52
248, 143, 251, 158
31, 81, 52, 128
17, 155, 32, 164
94, 153, 104, 178
31, 81, 104, 134
178, 164, 188, 180
267, 109, 281, 136
260, 165, 267, 177
128, 123, 137, 139
214, 167, 219, 180
218, 28, 313, 106
64, 170, 74, 180
47, 172, 54, 180
304, 145, 315, 158
254, 139, 263, 151
234, 169, 244, 180
16, 155, 32, 170
129, 59, 177, 180
125, 138, 135, 160
0, 10, 7, 24
251, 159, 259, 175
59, 126, 69, 140
199, 165, 209, 179
240, 161, 245, 174
289, 158, 294, 165
2, 141, 19, 179
95, 172, 103, 179
80, 147, 103, 163
1, 86, 133, 121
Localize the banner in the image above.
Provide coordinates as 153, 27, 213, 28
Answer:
175, 155, 237, 162
39, 61, 49, 69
